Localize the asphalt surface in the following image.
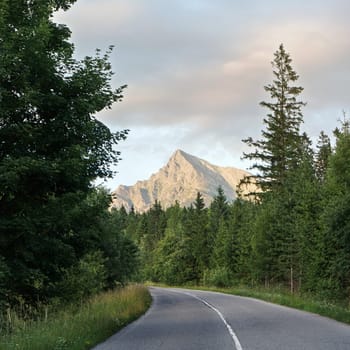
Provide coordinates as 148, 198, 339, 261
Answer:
92, 287, 350, 350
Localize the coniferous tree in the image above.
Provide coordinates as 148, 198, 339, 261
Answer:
238, 44, 309, 290
278, 146, 319, 293
138, 201, 166, 280
211, 218, 230, 269
249, 138, 319, 292
125, 206, 140, 242
153, 203, 195, 284
208, 187, 230, 274
315, 131, 332, 183
209, 186, 229, 238
241, 44, 306, 195
147, 200, 167, 242
227, 199, 256, 281
317, 119, 350, 300
185, 192, 209, 282
194, 191, 205, 211
250, 193, 285, 286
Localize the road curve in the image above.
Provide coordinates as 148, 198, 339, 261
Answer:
93, 287, 350, 350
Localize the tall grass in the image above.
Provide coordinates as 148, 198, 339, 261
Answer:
180, 284, 350, 325
228, 286, 350, 324
0, 284, 151, 350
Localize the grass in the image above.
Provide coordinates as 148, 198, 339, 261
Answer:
206, 286, 350, 324
0, 284, 151, 350
4, 282, 349, 349
149, 282, 350, 325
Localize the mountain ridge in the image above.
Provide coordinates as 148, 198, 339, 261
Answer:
111, 149, 251, 212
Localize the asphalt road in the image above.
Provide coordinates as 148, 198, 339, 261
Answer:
92, 287, 350, 350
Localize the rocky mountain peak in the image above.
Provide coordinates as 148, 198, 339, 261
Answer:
111, 150, 252, 213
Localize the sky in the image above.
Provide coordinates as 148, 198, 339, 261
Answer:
55, 0, 350, 190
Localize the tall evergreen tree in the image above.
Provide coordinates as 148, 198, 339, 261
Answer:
241, 44, 306, 195
208, 187, 230, 269
138, 201, 166, 280
315, 131, 332, 182
124, 206, 140, 242
186, 192, 209, 282
210, 218, 231, 271
249, 138, 319, 292
278, 145, 319, 293
227, 199, 256, 281
147, 200, 167, 242
153, 203, 195, 284
287, 153, 321, 293
250, 193, 285, 286
317, 119, 350, 300
209, 186, 229, 235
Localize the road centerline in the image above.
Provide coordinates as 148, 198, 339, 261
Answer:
173, 290, 243, 350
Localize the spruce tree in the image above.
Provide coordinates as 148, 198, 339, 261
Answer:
210, 218, 231, 271
228, 199, 256, 281
187, 192, 209, 282
209, 186, 229, 235
242, 44, 306, 195
318, 119, 350, 299
315, 131, 332, 182
153, 204, 195, 284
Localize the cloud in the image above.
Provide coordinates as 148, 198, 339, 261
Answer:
55, 1, 140, 37
99, 15, 350, 141
56, 0, 350, 188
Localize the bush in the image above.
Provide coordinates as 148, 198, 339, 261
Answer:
204, 268, 232, 288
54, 251, 107, 302
0, 256, 9, 312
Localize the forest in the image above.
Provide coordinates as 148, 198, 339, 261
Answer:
111, 44, 350, 304
1, 0, 350, 320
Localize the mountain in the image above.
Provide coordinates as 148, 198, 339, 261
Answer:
111, 149, 252, 212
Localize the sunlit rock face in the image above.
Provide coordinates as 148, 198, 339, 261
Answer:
111, 150, 252, 213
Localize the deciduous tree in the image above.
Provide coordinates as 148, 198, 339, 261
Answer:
0, 0, 128, 304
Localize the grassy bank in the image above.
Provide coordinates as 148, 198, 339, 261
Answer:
202, 286, 350, 324
0, 284, 151, 350
149, 282, 350, 325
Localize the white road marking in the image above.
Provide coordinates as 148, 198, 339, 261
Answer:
174, 290, 243, 350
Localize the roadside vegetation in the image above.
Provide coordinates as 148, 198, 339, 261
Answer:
0, 2, 147, 349
0, 284, 151, 350
189, 285, 350, 325
148, 281, 350, 325
117, 45, 350, 318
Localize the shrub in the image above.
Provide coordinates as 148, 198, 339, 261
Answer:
0, 257, 9, 312
54, 251, 107, 302
204, 268, 232, 288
